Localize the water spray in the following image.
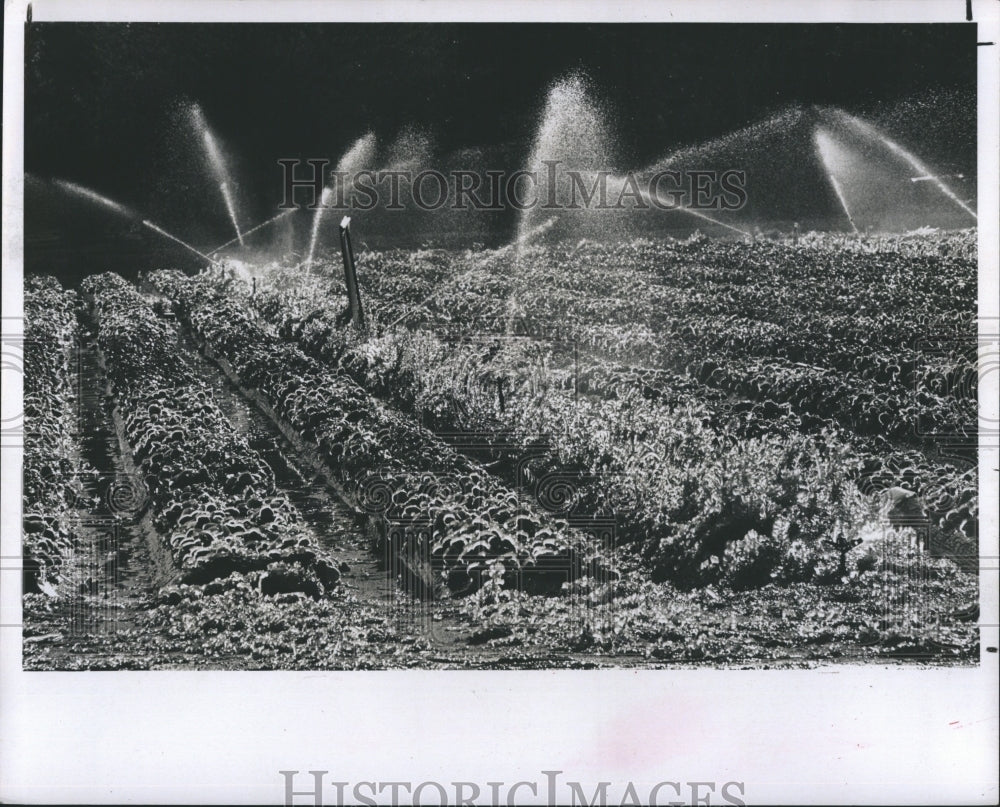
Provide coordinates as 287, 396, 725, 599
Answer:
219, 181, 244, 245
514, 72, 610, 256
190, 103, 246, 243
306, 187, 334, 267
578, 171, 751, 236
649, 106, 806, 172
386, 216, 559, 331
878, 136, 977, 221
911, 174, 964, 183
54, 180, 134, 218
142, 220, 221, 267
814, 129, 859, 234
306, 133, 378, 268
512, 215, 559, 247
839, 111, 977, 222
627, 183, 750, 237
210, 208, 298, 254
826, 171, 859, 233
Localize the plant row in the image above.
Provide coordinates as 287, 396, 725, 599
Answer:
245, 263, 977, 556
268, 237, 977, 445
234, 269, 886, 589
82, 272, 342, 595
22, 276, 81, 591
150, 270, 604, 596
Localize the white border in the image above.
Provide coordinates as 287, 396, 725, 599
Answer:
21, 0, 991, 23
2, 2, 998, 804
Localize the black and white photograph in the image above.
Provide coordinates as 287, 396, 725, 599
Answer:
2, 0, 998, 803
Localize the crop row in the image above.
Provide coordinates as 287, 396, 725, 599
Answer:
275, 236, 976, 445
234, 270, 884, 588
510, 359, 976, 543
22, 276, 81, 591
350, 233, 976, 357
499, 321, 973, 445
150, 270, 604, 596
243, 267, 978, 562
578, 310, 975, 391
81, 272, 342, 594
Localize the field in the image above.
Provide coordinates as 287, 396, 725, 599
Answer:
22, 230, 981, 669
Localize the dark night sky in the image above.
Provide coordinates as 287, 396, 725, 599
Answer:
24, 23, 977, 279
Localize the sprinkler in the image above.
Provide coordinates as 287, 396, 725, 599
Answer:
338, 216, 364, 329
